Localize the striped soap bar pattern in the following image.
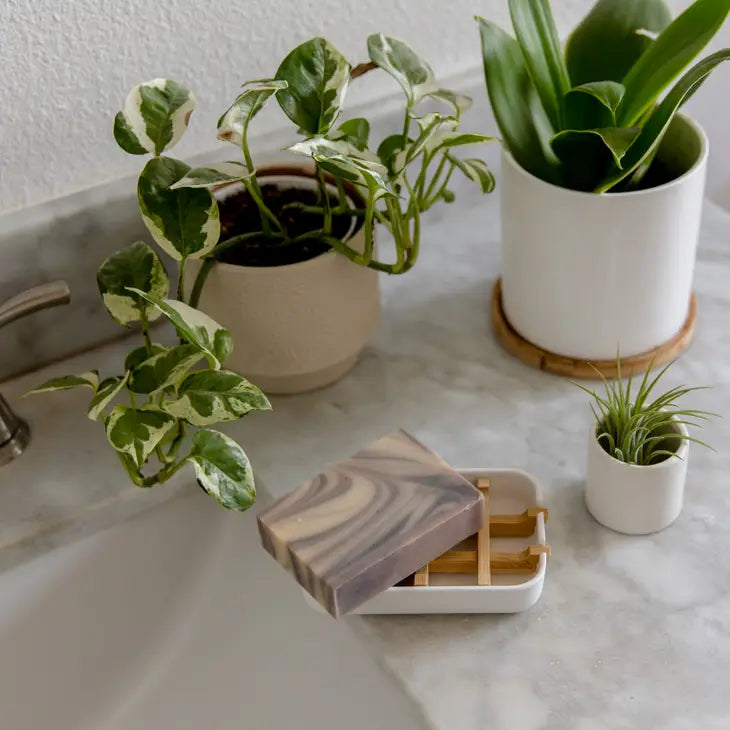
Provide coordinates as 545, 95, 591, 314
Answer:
257, 430, 484, 617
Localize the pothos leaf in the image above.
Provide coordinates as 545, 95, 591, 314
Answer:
162, 370, 271, 426
187, 428, 256, 511
275, 37, 350, 135
124, 344, 169, 372
367, 33, 438, 106
105, 405, 176, 468
170, 162, 253, 190
331, 118, 370, 151
26, 371, 99, 396
217, 79, 289, 146
127, 290, 233, 369
138, 156, 220, 261
447, 156, 495, 193
97, 242, 169, 325
128, 344, 204, 394
88, 373, 129, 422
113, 79, 195, 156
423, 89, 473, 119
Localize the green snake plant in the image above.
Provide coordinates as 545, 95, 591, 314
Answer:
27, 81, 271, 511
477, 0, 730, 192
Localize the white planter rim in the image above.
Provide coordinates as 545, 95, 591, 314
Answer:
590, 415, 689, 471
502, 113, 708, 200
211, 162, 366, 274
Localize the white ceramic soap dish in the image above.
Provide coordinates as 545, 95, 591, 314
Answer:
303, 468, 549, 615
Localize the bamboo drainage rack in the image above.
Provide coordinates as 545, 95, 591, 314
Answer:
409, 478, 550, 587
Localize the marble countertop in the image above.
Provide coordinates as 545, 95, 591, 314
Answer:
2, 186, 729, 729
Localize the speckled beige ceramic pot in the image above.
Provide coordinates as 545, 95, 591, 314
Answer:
191, 163, 380, 394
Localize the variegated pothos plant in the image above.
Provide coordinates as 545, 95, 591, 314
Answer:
28, 80, 271, 511
159, 34, 496, 302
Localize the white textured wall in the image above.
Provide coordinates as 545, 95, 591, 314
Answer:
1, 0, 728, 214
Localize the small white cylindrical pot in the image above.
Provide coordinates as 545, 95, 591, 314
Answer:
500, 114, 708, 360
585, 419, 689, 535
192, 164, 380, 394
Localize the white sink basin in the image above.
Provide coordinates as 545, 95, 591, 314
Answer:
0, 487, 427, 730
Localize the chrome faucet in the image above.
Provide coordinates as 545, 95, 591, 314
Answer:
0, 281, 71, 465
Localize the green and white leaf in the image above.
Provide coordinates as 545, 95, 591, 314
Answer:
187, 429, 256, 511
113, 79, 195, 156
26, 371, 99, 396
285, 136, 380, 164
128, 344, 204, 394
163, 370, 271, 426
406, 113, 456, 164
425, 131, 496, 155
88, 373, 129, 422
367, 34, 438, 106
124, 344, 168, 372
170, 162, 253, 190
275, 38, 350, 135
331, 118, 370, 151
138, 157, 220, 261
128, 290, 233, 369
377, 134, 407, 177
105, 405, 176, 468
97, 242, 169, 325
217, 79, 288, 146
424, 89, 472, 119
447, 156, 495, 193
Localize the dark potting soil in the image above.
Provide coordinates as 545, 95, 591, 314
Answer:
216, 185, 354, 267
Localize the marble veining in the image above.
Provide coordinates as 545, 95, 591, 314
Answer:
1, 181, 729, 729
258, 430, 483, 617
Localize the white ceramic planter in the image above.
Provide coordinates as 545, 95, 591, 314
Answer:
500, 114, 708, 360
190, 164, 380, 394
585, 419, 689, 535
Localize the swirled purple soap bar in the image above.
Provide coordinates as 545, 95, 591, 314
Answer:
257, 430, 484, 617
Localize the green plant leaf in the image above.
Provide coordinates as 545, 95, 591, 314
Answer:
88, 373, 129, 422
162, 370, 271, 426
26, 371, 99, 396
476, 16, 561, 184
425, 131, 496, 156
423, 89, 473, 119
598, 48, 730, 192
113, 79, 196, 156
138, 156, 220, 261
170, 162, 253, 189
508, 0, 570, 130
97, 242, 169, 325
105, 405, 176, 468
564, 81, 626, 129
552, 126, 641, 169
124, 344, 168, 372
128, 344, 204, 394
275, 37, 350, 135
331, 118, 370, 151
565, 0, 672, 85
447, 156, 495, 193
367, 33, 438, 106
216, 79, 288, 146
618, 0, 730, 126
377, 134, 406, 177
406, 113, 456, 164
128, 290, 233, 369
286, 138, 392, 197
187, 429, 255, 511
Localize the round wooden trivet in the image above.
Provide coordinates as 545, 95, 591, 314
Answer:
490, 278, 697, 379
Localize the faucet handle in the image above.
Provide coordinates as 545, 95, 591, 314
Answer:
0, 281, 71, 329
